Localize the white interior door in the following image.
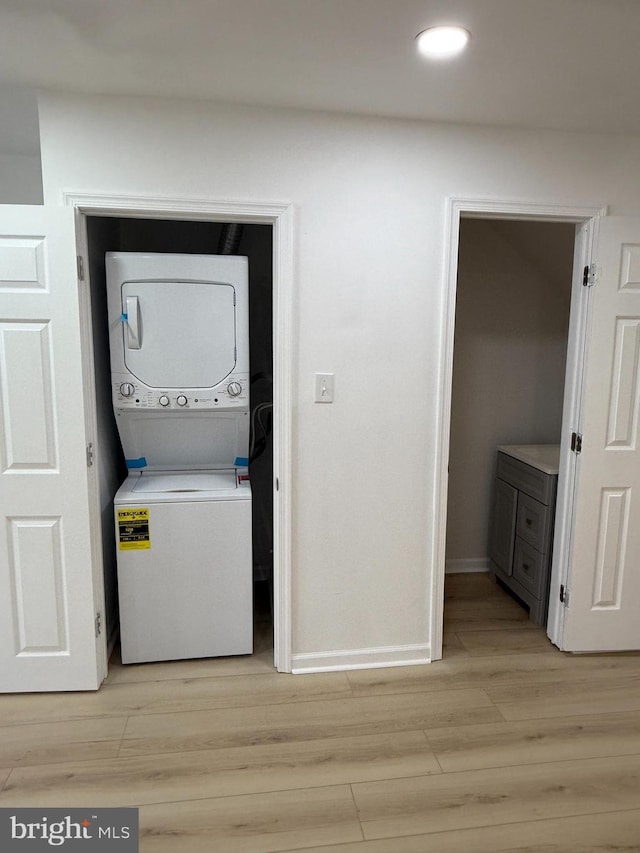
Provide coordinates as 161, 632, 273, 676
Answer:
563, 216, 640, 651
0, 205, 102, 691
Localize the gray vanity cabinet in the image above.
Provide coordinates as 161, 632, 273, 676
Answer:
488, 446, 559, 626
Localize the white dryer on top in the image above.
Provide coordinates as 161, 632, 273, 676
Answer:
106, 251, 250, 469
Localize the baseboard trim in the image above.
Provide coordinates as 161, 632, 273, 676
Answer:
445, 557, 489, 574
291, 643, 431, 674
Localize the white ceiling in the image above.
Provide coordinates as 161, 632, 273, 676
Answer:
1, 0, 640, 156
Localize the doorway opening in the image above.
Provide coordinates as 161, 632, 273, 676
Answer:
70, 194, 293, 680
431, 199, 604, 662
444, 218, 575, 654
85, 215, 274, 671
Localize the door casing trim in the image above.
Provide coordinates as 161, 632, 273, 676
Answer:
432, 197, 607, 659
64, 191, 295, 676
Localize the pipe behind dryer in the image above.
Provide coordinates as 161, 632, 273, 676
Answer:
218, 223, 244, 255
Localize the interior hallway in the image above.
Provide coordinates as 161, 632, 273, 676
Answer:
1, 573, 639, 851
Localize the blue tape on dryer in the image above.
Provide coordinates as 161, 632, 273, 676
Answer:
126, 457, 148, 469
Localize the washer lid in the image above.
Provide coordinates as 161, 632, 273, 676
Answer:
131, 470, 237, 494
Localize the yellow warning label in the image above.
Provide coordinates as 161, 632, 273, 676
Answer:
117, 508, 151, 550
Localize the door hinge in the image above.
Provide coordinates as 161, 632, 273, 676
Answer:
275, 477, 280, 491
559, 584, 570, 607
86, 442, 94, 467
582, 264, 596, 287
571, 432, 583, 453
77, 255, 85, 281
95, 611, 102, 637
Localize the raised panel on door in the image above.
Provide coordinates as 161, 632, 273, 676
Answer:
7, 517, 67, 653
563, 217, 640, 651
0, 321, 57, 470
0, 205, 101, 691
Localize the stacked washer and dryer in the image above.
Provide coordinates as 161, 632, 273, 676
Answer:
107, 252, 253, 664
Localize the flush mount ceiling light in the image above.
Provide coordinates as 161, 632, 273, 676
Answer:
415, 25, 470, 58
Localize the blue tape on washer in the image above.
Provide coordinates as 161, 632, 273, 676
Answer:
126, 457, 148, 469
120, 313, 128, 322
234, 457, 249, 467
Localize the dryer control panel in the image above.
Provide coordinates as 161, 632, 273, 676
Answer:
112, 372, 249, 411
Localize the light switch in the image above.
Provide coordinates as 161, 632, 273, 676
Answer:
314, 372, 334, 403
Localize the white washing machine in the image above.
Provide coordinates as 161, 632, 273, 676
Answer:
107, 252, 253, 663
115, 470, 252, 663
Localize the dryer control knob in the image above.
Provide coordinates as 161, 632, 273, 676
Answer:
158, 395, 170, 407
177, 394, 188, 406
227, 381, 242, 397
120, 382, 135, 397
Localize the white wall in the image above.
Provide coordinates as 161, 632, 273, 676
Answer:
446, 219, 574, 569
0, 86, 43, 203
37, 92, 640, 667
0, 151, 42, 203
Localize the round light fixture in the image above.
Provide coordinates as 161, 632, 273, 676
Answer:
415, 25, 470, 58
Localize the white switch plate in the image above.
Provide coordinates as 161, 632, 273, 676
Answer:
314, 373, 334, 403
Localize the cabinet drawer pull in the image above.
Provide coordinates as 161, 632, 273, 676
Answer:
525, 517, 532, 526
522, 562, 530, 572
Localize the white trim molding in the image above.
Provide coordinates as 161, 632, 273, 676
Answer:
430, 197, 607, 664
291, 643, 431, 674
63, 191, 295, 673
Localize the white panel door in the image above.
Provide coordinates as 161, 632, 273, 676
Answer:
563, 217, 640, 651
0, 206, 101, 691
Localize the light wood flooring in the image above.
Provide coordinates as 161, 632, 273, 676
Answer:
2, 573, 640, 851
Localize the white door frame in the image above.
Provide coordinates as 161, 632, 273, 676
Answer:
63, 191, 294, 676
430, 197, 606, 660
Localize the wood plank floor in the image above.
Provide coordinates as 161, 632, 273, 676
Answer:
2, 573, 640, 851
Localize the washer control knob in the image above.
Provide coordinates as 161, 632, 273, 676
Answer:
119, 382, 135, 397
227, 381, 242, 397
177, 394, 188, 406
158, 395, 170, 407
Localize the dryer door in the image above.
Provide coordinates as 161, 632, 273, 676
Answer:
122, 280, 236, 388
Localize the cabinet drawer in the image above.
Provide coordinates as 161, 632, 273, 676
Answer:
513, 538, 545, 597
516, 493, 552, 553
497, 452, 555, 505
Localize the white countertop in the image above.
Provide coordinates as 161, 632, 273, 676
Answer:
497, 444, 560, 475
